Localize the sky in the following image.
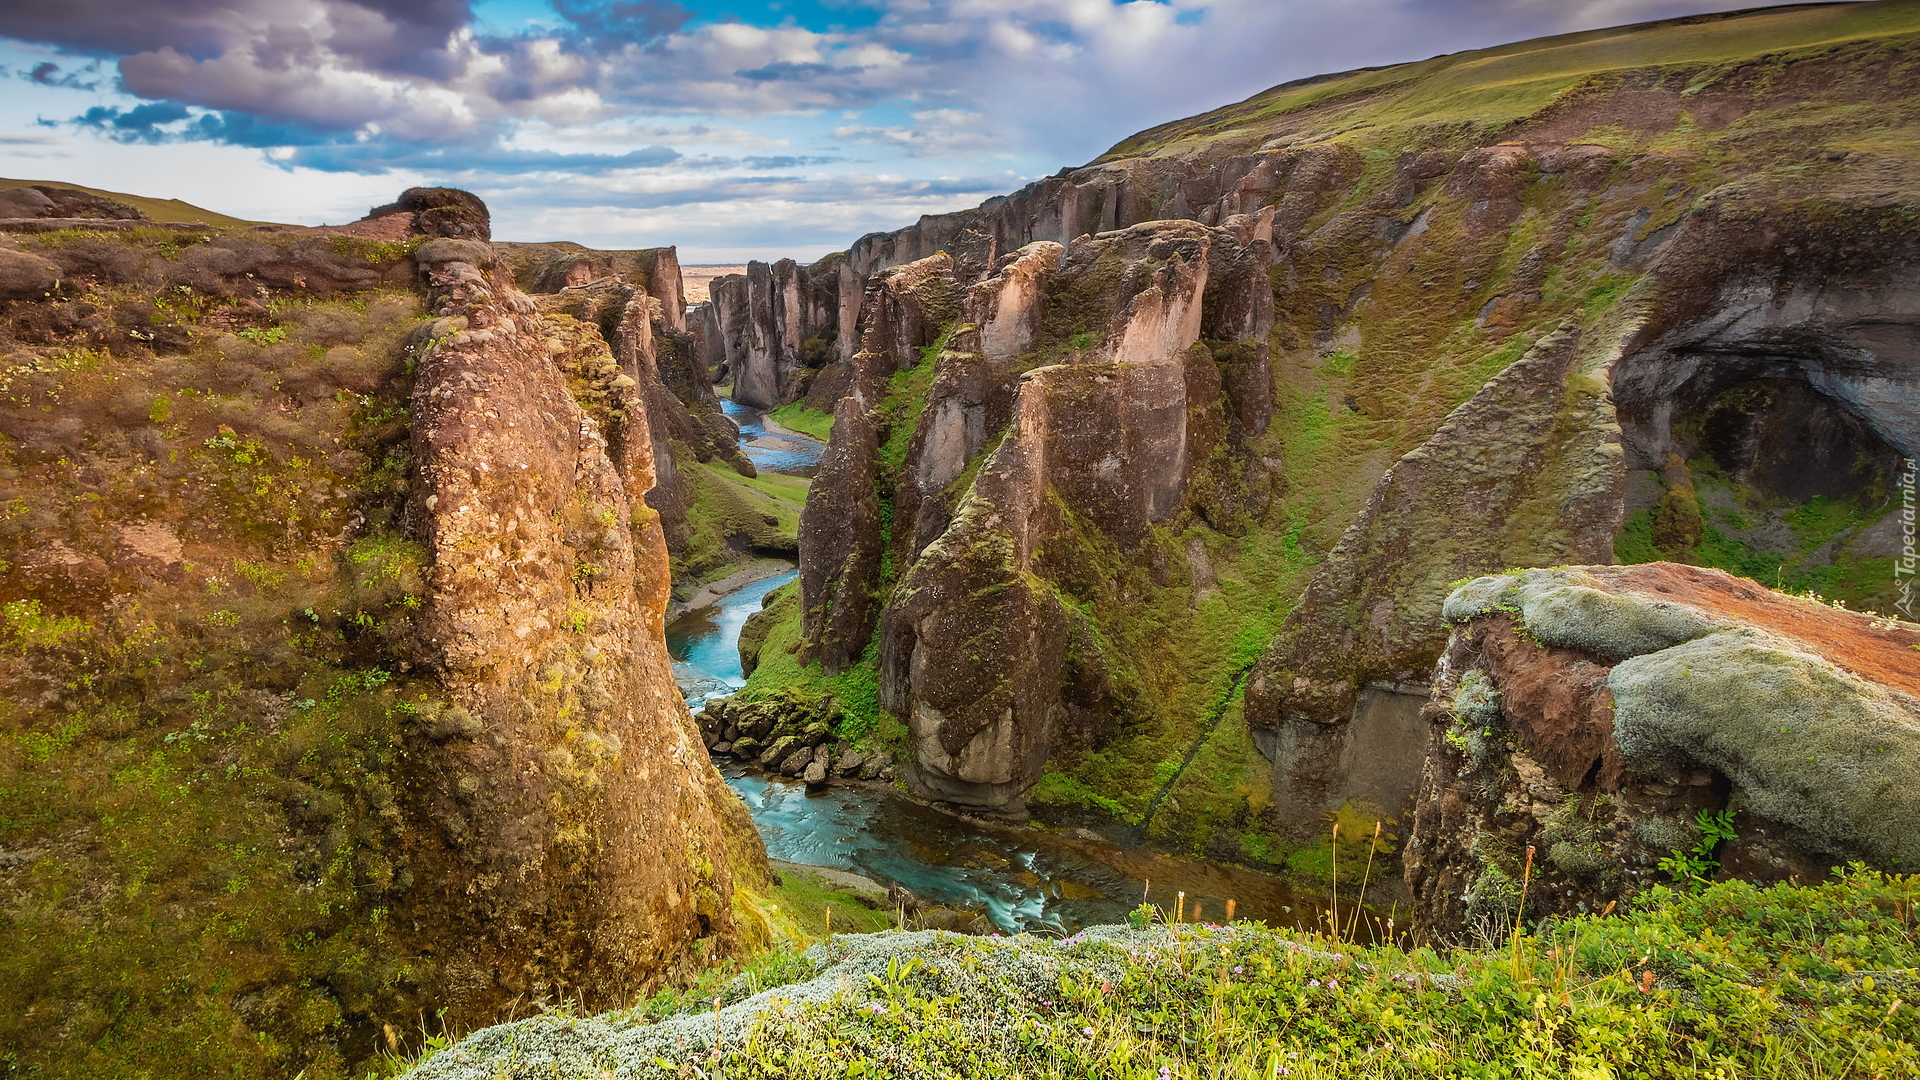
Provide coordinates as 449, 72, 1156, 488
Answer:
0, 0, 1815, 262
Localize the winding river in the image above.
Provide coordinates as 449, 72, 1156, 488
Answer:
666, 399, 1335, 935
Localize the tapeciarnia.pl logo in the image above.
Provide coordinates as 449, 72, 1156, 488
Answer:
1898, 457, 1917, 619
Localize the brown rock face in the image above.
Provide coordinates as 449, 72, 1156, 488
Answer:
511, 249, 748, 565
374, 187, 492, 241
1405, 564, 1920, 943
1243, 326, 1624, 832
404, 238, 760, 1019
861, 220, 1274, 809
797, 395, 884, 672
732, 259, 804, 408
795, 252, 957, 673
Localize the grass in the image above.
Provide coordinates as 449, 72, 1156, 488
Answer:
1103, 2, 1920, 159
674, 460, 808, 581
730, 580, 903, 754
1, 175, 271, 229
402, 867, 1920, 1079
767, 402, 835, 442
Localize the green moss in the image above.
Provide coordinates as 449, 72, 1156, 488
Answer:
1615, 462, 1901, 614
733, 582, 901, 756
674, 459, 807, 581
1029, 772, 1132, 818
876, 324, 952, 477
766, 402, 835, 442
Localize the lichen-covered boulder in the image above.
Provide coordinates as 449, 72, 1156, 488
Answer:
1406, 562, 1920, 940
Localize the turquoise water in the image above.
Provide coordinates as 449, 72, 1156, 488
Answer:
666, 394, 1328, 934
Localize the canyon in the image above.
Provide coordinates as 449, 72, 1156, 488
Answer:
694, 1, 1918, 887
3, 2, 1920, 1077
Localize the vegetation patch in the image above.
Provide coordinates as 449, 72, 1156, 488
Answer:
0, 281, 446, 1079
399, 869, 1920, 1080
766, 402, 835, 442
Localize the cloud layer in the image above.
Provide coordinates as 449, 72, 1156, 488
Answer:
0, 0, 1807, 258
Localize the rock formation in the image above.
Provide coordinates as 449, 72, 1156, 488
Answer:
772, 218, 1275, 810
1405, 564, 1920, 941
0, 188, 768, 1075
404, 233, 763, 1019
717, 3, 1920, 858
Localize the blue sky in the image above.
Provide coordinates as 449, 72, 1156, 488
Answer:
0, 0, 1808, 261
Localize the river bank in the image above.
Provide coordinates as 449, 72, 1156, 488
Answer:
667, 557, 795, 619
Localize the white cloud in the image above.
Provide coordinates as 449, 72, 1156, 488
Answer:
0, 0, 1820, 258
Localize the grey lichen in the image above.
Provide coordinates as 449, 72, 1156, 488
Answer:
1610, 633, 1920, 870
1442, 574, 1519, 623
1515, 579, 1716, 660
1631, 812, 1698, 853
1442, 569, 1718, 660
1447, 669, 1506, 766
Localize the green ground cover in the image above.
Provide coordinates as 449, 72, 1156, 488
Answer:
402, 868, 1920, 1080
766, 402, 835, 442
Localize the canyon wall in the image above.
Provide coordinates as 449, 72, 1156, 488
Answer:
0, 190, 766, 1077
723, 4, 1920, 872
405, 236, 762, 1019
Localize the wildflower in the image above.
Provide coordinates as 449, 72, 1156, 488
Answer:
1308, 979, 1320, 987
867, 1003, 884, 1015
1233, 966, 1244, 975
1158, 1067, 1172, 1080
1328, 979, 1340, 990
1082, 1026, 1095, 1036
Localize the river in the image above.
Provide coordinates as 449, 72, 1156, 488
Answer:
666, 398, 1338, 935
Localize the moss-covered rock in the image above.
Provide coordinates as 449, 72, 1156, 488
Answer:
1408, 562, 1920, 940
1610, 634, 1920, 869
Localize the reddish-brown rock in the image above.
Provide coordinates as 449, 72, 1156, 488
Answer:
404, 236, 762, 1020
1406, 564, 1920, 942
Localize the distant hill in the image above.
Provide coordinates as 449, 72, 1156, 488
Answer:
0, 176, 272, 229
1101, 0, 1918, 158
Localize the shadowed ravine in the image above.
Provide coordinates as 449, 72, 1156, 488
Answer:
667, 397, 1341, 935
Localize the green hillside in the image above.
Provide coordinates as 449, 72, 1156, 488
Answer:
1105, 0, 1920, 158
0, 176, 271, 229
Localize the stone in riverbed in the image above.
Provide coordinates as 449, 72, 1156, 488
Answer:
777, 746, 815, 776
729, 737, 761, 759
711, 742, 732, 756
757, 734, 800, 768
803, 757, 828, 785
835, 749, 866, 777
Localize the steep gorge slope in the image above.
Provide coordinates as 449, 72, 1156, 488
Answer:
0, 191, 766, 1077
719, 1, 1920, 881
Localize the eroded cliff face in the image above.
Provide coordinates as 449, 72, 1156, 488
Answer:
1242, 168, 1920, 845
1405, 564, 1920, 942
405, 239, 762, 1018
0, 190, 766, 1077
721, 4, 1920, 867
776, 219, 1278, 810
